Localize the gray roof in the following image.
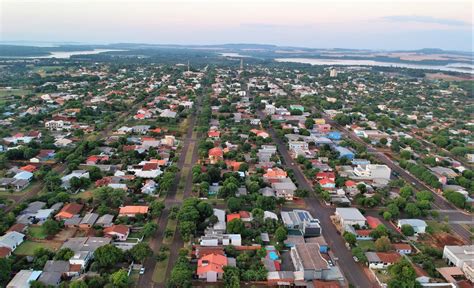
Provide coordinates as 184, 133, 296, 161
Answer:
61, 237, 111, 253
23, 201, 47, 214
0, 231, 25, 250
95, 214, 114, 226
6, 270, 42, 288
335, 208, 366, 222
43, 260, 70, 272
38, 272, 62, 287
80, 213, 99, 225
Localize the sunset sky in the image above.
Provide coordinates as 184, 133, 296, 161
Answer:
1, 0, 472, 51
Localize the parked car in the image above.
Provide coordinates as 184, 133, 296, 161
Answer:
140, 268, 146, 274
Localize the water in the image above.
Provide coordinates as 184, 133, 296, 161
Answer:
275, 57, 474, 74
220, 53, 251, 58
8, 49, 125, 59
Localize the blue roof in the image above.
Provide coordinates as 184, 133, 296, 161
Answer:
14, 171, 33, 180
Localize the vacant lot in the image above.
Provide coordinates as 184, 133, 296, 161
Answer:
14, 240, 61, 256
28, 226, 47, 239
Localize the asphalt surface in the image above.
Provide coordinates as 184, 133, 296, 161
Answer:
257, 110, 378, 288
138, 94, 202, 288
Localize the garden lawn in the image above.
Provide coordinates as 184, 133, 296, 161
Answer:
14, 240, 60, 256
357, 240, 376, 252
28, 226, 47, 239
152, 251, 170, 284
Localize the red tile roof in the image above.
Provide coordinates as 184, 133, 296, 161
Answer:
197, 253, 227, 275
0, 247, 11, 258
376, 252, 401, 264
209, 147, 223, 157
104, 224, 129, 236
366, 216, 383, 229
227, 214, 241, 222
56, 203, 83, 219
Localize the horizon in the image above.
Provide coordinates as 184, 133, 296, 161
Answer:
1, 0, 472, 51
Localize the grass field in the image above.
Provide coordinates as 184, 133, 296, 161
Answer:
28, 226, 47, 239
14, 240, 60, 256
357, 240, 376, 252
0, 88, 33, 97
152, 250, 170, 283
175, 166, 189, 201
162, 219, 177, 246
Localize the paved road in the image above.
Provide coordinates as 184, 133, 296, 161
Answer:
258, 110, 378, 288
321, 115, 472, 243
138, 92, 203, 288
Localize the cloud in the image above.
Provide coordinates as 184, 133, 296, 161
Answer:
382, 15, 470, 27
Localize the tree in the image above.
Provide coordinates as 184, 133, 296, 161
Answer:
399, 186, 413, 198
352, 247, 367, 263
404, 203, 422, 217
443, 190, 466, 208
386, 203, 400, 219
343, 231, 357, 246
149, 200, 165, 218
88, 166, 102, 181
93, 244, 123, 269
0, 258, 12, 287
227, 219, 245, 234
375, 236, 392, 252
370, 224, 388, 239
223, 266, 240, 288
400, 150, 411, 160
109, 269, 130, 288
54, 248, 74, 260
168, 255, 193, 288
43, 219, 61, 236
129, 242, 152, 263
387, 258, 421, 288
227, 197, 242, 212
401, 224, 415, 236
274, 226, 288, 243
142, 222, 158, 238
93, 187, 126, 208
69, 280, 88, 288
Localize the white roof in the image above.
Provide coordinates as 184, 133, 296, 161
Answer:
7, 270, 42, 288
0, 231, 25, 250
398, 219, 427, 227
335, 208, 366, 221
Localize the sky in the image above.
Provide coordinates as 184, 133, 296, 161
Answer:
1, 0, 472, 51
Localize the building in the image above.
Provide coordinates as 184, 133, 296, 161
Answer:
208, 147, 224, 164
397, 219, 427, 235
353, 164, 391, 180
55, 203, 83, 220
79, 212, 99, 229
197, 253, 228, 282
291, 242, 343, 281
334, 146, 355, 160
200, 234, 242, 246
0, 231, 25, 251
119, 206, 149, 217
61, 170, 90, 189
206, 209, 226, 234
95, 214, 114, 227
366, 252, 402, 269
281, 210, 321, 237
104, 225, 130, 241
335, 208, 366, 228
7, 270, 42, 288
272, 179, 297, 200
329, 68, 338, 77
443, 245, 474, 282
393, 243, 412, 255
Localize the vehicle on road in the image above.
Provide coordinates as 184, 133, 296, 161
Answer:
139, 268, 145, 274
353, 256, 359, 262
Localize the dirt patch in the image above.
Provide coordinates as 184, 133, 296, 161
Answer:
53, 227, 77, 242
426, 73, 473, 81
419, 232, 465, 248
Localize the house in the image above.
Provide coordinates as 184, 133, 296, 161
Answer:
281, 210, 321, 237
86, 155, 109, 165
34, 209, 54, 222
208, 147, 224, 164
206, 209, 226, 234
38, 260, 70, 287
272, 179, 297, 200
0, 231, 25, 251
393, 243, 412, 255
334, 146, 355, 160
61, 170, 90, 189
95, 214, 114, 227
263, 168, 288, 181
250, 129, 269, 139
353, 164, 391, 180
79, 212, 99, 229
119, 205, 149, 217
30, 149, 56, 163
200, 234, 242, 246
141, 180, 157, 195
55, 203, 84, 220
290, 242, 343, 281
319, 178, 336, 190
366, 216, 383, 229
197, 253, 228, 282
366, 252, 402, 269
13, 171, 34, 182
104, 225, 130, 241
208, 130, 221, 139
7, 270, 42, 288
0, 246, 12, 258
335, 208, 366, 229
443, 245, 474, 282
397, 219, 427, 235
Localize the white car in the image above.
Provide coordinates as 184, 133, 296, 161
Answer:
139, 268, 146, 275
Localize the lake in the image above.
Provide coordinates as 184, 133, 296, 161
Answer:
27, 49, 124, 59
275, 58, 474, 74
